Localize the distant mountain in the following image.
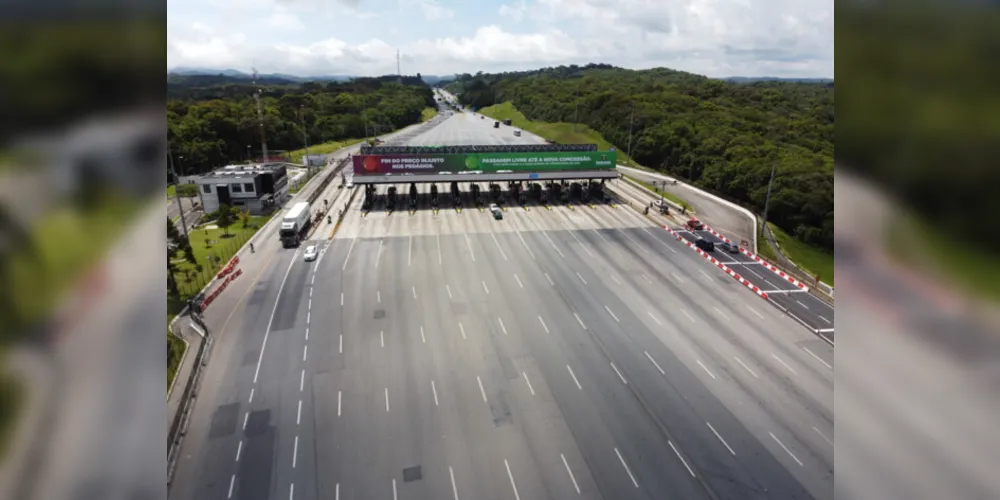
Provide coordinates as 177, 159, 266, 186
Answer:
167, 67, 355, 82
719, 76, 833, 84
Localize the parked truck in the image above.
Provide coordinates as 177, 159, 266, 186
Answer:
279, 201, 312, 248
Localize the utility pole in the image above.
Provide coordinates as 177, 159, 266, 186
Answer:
252, 67, 269, 161
298, 105, 310, 165
572, 87, 580, 133
397, 49, 402, 85
625, 102, 635, 166
762, 162, 777, 232
167, 143, 189, 238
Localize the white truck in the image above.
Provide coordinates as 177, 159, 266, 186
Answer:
279, 201, 312, 248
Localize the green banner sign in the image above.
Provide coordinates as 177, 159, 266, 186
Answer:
354, 151, 617, 175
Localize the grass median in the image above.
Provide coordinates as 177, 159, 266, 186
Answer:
288, 138, 366, 164
421, 107, 437, 122
170, 214, 273, 299
167, 314, 187, 393
763, 222, 834, 286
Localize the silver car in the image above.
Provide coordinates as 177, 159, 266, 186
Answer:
303, 245, 318, 262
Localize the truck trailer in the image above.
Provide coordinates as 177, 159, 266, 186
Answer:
279, 201, 312, 248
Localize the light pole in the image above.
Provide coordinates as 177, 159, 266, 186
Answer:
761, 162, 777, 234
298, 105, 311, 165
167, 144, 189, 238
625, 102, 635, 166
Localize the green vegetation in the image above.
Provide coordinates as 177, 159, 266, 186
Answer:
448, 64, 833, 250
167, 183, 198, 199
623, 175, 689, 210
167, 330, 186, 392
168, 75, 435, 173
420, 107, 438, 122
288, 138, 365, 164
766, 222, 834, 285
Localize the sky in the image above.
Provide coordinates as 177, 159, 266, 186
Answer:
167, 0, 833, 79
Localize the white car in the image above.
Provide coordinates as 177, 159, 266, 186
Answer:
303, 245, 318, 262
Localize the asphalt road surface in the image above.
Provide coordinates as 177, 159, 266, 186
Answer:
170, 110, 834, 500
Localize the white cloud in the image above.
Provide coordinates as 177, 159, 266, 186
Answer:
167, 0, 833, 78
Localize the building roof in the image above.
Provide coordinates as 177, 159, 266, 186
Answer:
199, 163, 284, 181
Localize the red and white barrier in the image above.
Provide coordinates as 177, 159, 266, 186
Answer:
738, 248, 809, 290
662, 225, 768, 300
201, 267, 244, 311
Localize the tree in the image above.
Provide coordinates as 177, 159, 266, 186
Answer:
216, 203, 234, 236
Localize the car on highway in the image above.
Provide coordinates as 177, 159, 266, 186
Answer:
719, 241, 740, 253
303, 245, 318, 261
513, 130, 521, 137
695, 238, 714, 252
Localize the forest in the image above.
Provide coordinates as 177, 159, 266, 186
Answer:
445, 64, 834, 250
167, 74, 435, 174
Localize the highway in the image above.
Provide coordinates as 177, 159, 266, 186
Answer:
169, 105, 834, 500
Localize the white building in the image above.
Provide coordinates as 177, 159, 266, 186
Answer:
194, 163, 289, 215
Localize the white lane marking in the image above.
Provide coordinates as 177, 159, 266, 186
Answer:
336, 483, 340, 500
249, 388, 254, 403
796, 300, 810, 310
819, 315, 832, 324
763, 279, 777, 289
302, 345, 307, 361
574, 312, 587, 330
803, 346, 832, 369
770, 432, 804, 466
465, 234, 476, 262
446, 284, 453, 299
713, 307, 730, 321
305, 327, 309, 341
538, 316, 549, 333
734, 357, 759, 378
747, 305, 763, 319
561, 453, 582, 495
482, 280, 490, 294
700, 269, 713, 280
611, 274, 621, 285
289, 483, 294, 500
647, 311, 662, 325
235, 440, 243, 461
408, 235, 412, 266
576, 272, 588, 285
420, 326, 427, 343
669, 441, 696, 477
681, 309, 696, 323
545, 272, 554, 286
459, 322, 467, 339
339, 334, 343, 354
642, 274, 653, 284
306, 312, 310, 324
569, 230, 595, 257
707, 421, 736, 455
292, 435, 299, 467
375, 239, 383, 269
514, 274, 523, 288
645, 351, 665, 375
492, 233, 509, 261
477, 376, 488, 403
413, 286, 418, 299
697, 360, 717, 379
498, 317, 508, 336
543, 232, 565, 258
311, 274, 315, 286
309, 288, 313, 298
392, 478, 398, 500
431, 380, 439, 406
672, 272, 686, 283
299, 370, 304, 392
614, 448, 639, 488
814, 427, 833, 446
228, 475, 236, 498
342, 236, 358, 270
610, 362, 628, 384
385, 387, 390, 412
341, 293, 344, 306
337, 390, 342, 417
380, 330, 385, 348
253, 255, 297, 384
517, 230, 536, 261
772, 353, 798, 375
523, 372, 536, 395
567, 365, 583, 390
437, 233, 442, 265
504, 459, 522, 500
449, 466, 459, 500
243, 412, 249, 430
377, 290, 381, 303
605, 305, 620, 323
296, 400, 302, 425
591, 228, 624, 258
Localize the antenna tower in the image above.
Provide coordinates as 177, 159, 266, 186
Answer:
397, 50, 402, 84
252, 67, 270, 161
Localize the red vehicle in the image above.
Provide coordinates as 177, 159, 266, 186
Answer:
685, 218, 704, 231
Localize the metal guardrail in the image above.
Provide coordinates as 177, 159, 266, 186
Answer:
167, 314, 211, 487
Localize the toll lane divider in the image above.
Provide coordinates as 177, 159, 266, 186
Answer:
661, 225, 768, 300
698, 222, 809, 292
